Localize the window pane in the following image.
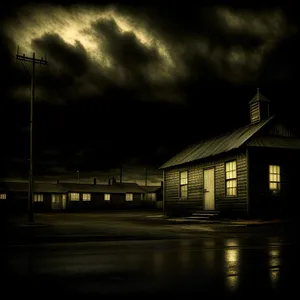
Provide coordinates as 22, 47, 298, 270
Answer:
227, 188, 233, 196
232, 187, 237, 196
83, 193, 91, 201
226, 162, 231, 172
269, 165, 281, 193
180, 185, 187, 199
126, 193, 133, 201
227, 187, 237, 196
181, 185, 187, 192
226, 161, 237, 177
180, 171, 188, 185
104, 193, 110, 201
70, 193, 80, 201
34, 194, 43, 202
226, 180, 237, 196
0, 193, 6, 200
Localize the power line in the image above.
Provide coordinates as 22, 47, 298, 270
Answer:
16, 46, 48, 223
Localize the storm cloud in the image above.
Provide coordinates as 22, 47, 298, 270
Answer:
1, 3, 296, 105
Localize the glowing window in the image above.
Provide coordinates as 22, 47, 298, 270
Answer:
0, 193, 6, 200
226, 161, 237, 196
82, 193, 91, 201
126, 193, 133, 201
269, 165, 280, 193
180, 171, 188, 200
104, 193, 110, 201
70, 192, 80, 201
34, 194, 43, 202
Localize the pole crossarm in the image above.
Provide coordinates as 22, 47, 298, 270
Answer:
16, 55, 49, 65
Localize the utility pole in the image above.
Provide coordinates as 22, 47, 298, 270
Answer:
145, 164, 147, 187
16, 47, 48, 223
77, 171, 80, 182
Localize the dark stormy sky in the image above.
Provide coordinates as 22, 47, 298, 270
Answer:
1, 1, 300, 183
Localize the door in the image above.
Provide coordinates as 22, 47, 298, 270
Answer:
51, 194, 64, 210
62, 194, 67, 210
203, 168, 215, 210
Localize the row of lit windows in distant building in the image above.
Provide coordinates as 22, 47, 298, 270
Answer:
0, 193, 135, 202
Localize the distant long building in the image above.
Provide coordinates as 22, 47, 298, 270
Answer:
0, 178, 163, 213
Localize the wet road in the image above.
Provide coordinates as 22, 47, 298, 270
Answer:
3, 236, 297, 298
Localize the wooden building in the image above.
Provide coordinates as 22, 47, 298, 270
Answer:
0, 180, 151, 213
159, 89, 300, 219
140, 184, 163, 208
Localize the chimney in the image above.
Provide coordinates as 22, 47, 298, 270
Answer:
57, 180, 60, 184
93, 178, 97, 185
108, 178, 111, 185
249, 88, 270, 124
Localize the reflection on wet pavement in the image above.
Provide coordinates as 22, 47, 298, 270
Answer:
3, 236, 295, 297
224, 239, 240, 292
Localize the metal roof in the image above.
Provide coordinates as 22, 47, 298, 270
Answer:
139, 185, 162, 193
246, 136, 300, 149
2, 182, 68, 193
249, 90, 270, 104
159, 117, 274, 169
61, 182, 145, 194
0, 182, 146, 194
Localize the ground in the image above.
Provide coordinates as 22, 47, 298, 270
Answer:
2, 211, 297, 298
4, 211, 293, 244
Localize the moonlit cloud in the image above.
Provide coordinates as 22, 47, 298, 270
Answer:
6, 4, 185, 85
2, 4, 296, 103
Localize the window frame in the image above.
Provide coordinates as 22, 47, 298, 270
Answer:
82, 193, 91, 201
34, 194, 44, 202
69, 192, 80, 201
125, 193, 133, 201
225, 160, 238, 197
0, 193, 7, 200
179, 170, 188, 200
104, 193, 111, 201
269, 165, 281, 194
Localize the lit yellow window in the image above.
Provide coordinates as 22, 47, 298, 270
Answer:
225, 161, 237, 196
82, 193, 91, 201
180, 171, 188, 200
269, 165, 280, 193
34, 194, 43, 202
70, 192, 80, 201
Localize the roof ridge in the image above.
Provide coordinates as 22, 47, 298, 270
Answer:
160, 116, 275, 169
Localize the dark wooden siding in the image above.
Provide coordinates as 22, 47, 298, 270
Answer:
248, 147, 300, 218
164, 150, 248, 217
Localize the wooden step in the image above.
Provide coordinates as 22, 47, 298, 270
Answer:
186, 215, 210, 220
190, 210, 220, 220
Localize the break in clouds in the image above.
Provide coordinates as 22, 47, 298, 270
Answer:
3, 4, 295, 104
